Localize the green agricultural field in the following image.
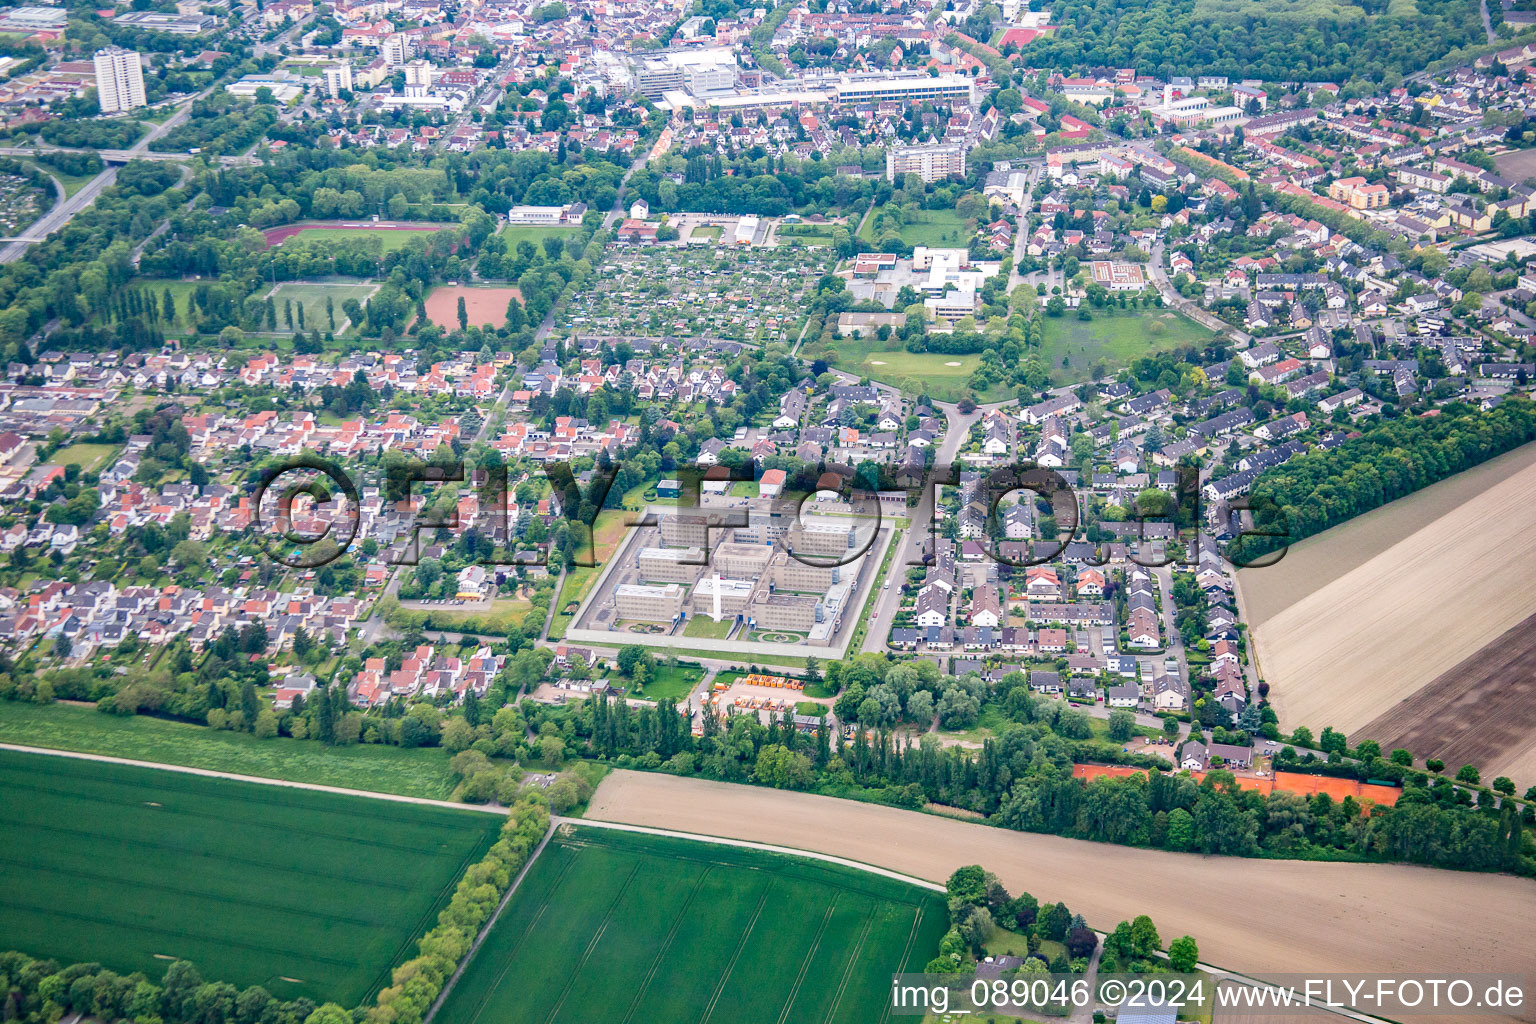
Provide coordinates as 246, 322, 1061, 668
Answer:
0, 701, 459, 798
48, 442, 118, 473
1039, 308, 1213, 383
264, 280, 378, 334
435, 826, 947, 1024
498, 224, 582, 248
0, 748, 501, 1004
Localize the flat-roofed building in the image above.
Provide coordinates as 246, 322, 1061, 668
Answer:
769, 550, 839, 592
787, 517, 853, 558
637, 546, 705, 583
751, 593, 818, 632
713, 541, 772, 580
886, 142, 967, 183
658, 513, 711, 547
614, 583, 685, 622
691, 576, 754, 618
835, 73, 975, 107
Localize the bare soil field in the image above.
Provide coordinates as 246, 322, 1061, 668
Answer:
1237, 440, 1536, 628
1238, 452, 1536, 747
424, 285, 522, 329
586, 771, 1536, 1006
1357, 611, 1536, 781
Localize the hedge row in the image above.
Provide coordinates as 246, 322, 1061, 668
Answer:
365, 794, 552, 1024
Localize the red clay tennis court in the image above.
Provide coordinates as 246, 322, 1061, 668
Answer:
1072, 763, 1400, 806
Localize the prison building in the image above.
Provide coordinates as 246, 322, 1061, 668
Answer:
751, 593, 819, 632
769, 550, 840, 592
712, 541, 773, 580
637, 546, 706, 584
690, 576, 754, 618
658, 513, 712, 547
786, 517, 853, 559
613, 583, 685, 622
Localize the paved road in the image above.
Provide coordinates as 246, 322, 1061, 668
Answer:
859, 398, 1015, 654
0, 168, 119, 262
0, 146, 254, 166
0, 82, 229, 263
1149, 241, 1252, 346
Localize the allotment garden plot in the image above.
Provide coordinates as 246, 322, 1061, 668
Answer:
0, 749, 502, 1005
0, 171, 49, 237
556, 245, 834, 343
434, 824, 947, 1024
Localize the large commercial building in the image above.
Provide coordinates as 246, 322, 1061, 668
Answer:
94, 47, 146, 114
886, 143, 967, 183
112, 11, 215, 33
832, 72, 976, 107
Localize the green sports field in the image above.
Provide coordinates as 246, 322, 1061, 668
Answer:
0, 748, 501, 1004
498, 223, 582, 248
436, 825, 948, 1024
265, 280, 378, 333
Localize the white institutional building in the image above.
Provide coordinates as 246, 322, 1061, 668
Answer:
94, 47, 146, 114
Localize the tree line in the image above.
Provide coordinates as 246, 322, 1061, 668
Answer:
1246, 397, 1536, 559
559, 654, 1533, 875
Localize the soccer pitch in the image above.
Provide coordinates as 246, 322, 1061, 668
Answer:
0, 749, 502, 1005
435, 825, 948, 1024
265, 280, 378, 334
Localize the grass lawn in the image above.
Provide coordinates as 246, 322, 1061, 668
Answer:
548, 566, 598, 640
264, 280, 378, 334
681, 614, 735, 639
630, 662, 705, 702
775, 224, 838, 247
30, 163, 98, 198
0, 747, 500, 1005
48, 442, 118, 473
688, 224, 722, 241
820, 335, 1010, 403
498, 223, 582, 248
434, 825, 947, 1024
0, 701, 460, 799
858, 208, 969, 248
1039, 308, 1213, 384
129, 279, 202, 333
287, 226, 448, 253
398, 596, 537, 637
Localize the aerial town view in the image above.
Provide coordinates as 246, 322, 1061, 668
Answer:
2, 0, 1536, 1018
